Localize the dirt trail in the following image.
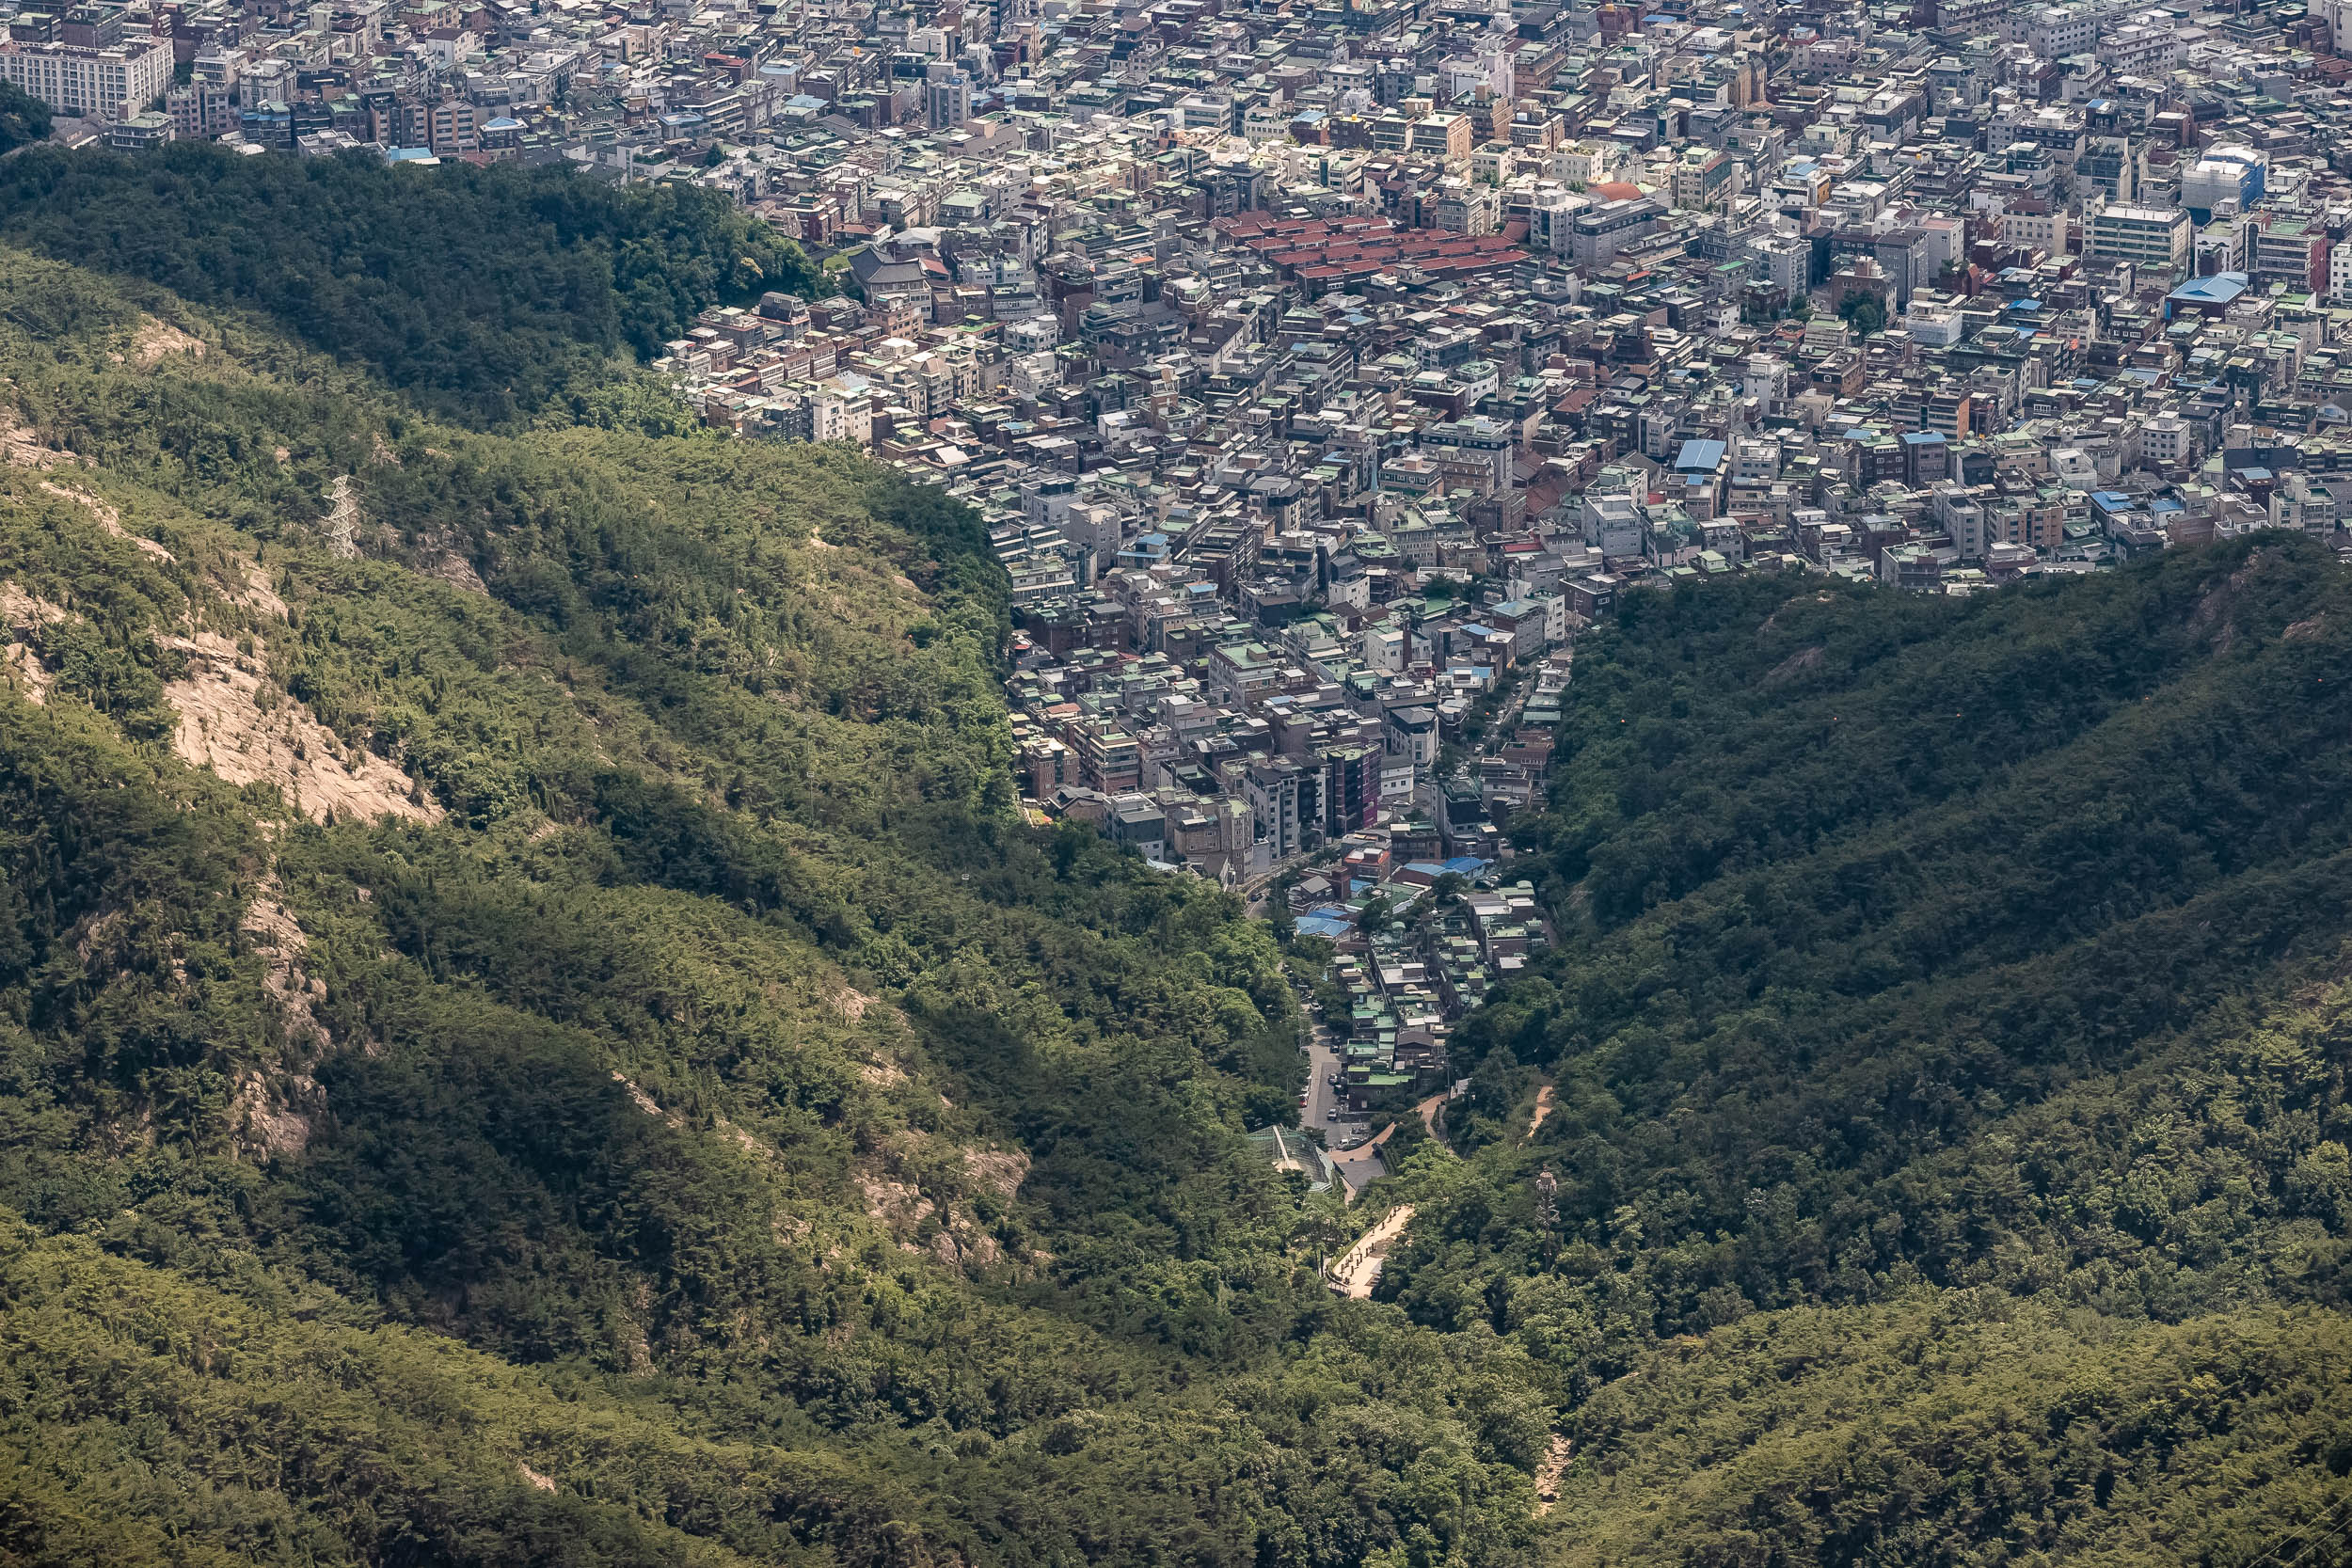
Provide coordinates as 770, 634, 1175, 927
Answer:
1362, 1092, 1449, 1153
1527, 1084, 1554, 1141
1328, 1203, 1415, 1298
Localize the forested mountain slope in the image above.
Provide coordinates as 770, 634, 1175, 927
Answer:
0, 144, 817, 426
1388, 548, 2352, 1565
4, 146, 2352, 1568
0, 245, 1549, 1567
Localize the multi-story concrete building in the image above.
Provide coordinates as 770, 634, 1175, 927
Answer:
2087, 205, 2191, 278
0, 17, 171, 121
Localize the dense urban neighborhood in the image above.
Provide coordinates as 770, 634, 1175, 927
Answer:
17, 0, 2352, 606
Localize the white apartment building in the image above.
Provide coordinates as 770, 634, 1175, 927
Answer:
2330, 241, 2352, 303
1904, 302, 1968, 346
2271, 474, 2342, 533
804, 382, 873, 447
2098, 22, 2182, 71
2014, 3, 2099, 57
1732, 439, 1780, 481
1551, 140, 1618, 185
2182, 146, 2267, 214
2138, 413, 2193, 467
2001, 205, 2067, 255
1515, 183, 1589, 255
0, 34, 172, 121
2086, 204, 2191, 277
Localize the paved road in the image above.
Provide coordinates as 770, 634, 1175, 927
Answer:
1371, 1092, 1444, 1151
1300, 1014, 1385, 1200
1418, 1090, 1448, 1139
1302, 1017, 1344, 1127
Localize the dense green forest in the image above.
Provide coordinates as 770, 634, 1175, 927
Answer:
0, 238, 1554, 1566
1381, 549, 2352, 1563
0, 81, 49, 155
0, 144, 817, 426
0, 152, 2348, 1568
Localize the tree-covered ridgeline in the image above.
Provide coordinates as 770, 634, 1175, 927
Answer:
1376, 543, 2352, 1562
0, 144, 820, 427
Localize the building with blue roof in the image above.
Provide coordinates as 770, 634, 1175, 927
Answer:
1674, 438, 1728, 472
2167, 273, 2249, 319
